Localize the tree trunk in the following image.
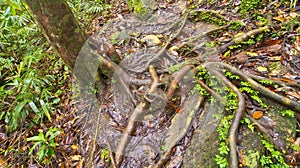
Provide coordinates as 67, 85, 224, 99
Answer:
24, 0, 101, 91
24, 0, 86, 70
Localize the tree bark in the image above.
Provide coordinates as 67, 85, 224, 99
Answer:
24, 0, 86, 70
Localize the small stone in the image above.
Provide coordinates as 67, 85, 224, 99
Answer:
141, 35, 161, 46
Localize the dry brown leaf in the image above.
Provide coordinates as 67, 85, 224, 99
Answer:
239, 150, 247, 166
273, 16, 284, 22
230, 52, 248, 64
0, 156, 7, 168
71, 155, 81, 161
252, 111, 264, 119
286, 91, 300, 100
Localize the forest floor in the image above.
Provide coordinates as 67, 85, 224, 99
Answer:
1, 0, 300, 168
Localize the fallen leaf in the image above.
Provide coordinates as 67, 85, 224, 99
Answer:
256, 66, 268, 73
141, 35, 162, 46
231, 52, 248, 64
223, 50, 231, 58
169, 46, 179, 56
290, 12, 299, 18
269, 56, 283, 61
245, 52, 258, 57
71, 155, 81, 161
273, 16, 284, 22
286, 91, 300, 100
70, 145, 78, 151
294, 137, 300, 146
252, 111, 263, 119
0, 133, 7, 141
262, 39, 281, 46
239, 149, 247, 166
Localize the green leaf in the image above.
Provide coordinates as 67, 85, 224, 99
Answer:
27, 132, 45, 142
28, 141, 42, 155
2, 7, 11, 19
14, 100, 27, 113
40, 100, 52, 122
49, 130, 61, 140
28, 101, 39, 113
52, 98, 60, 104
37, 145, 46, 161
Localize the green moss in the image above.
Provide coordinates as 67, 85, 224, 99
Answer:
190, 11, 228, 27
245, 151, 260, 168
127, 0, 146, 13
239, 0, 265, 17
229, 21, 243, 31
200, 12, 228, 26
127, 0, 154, 20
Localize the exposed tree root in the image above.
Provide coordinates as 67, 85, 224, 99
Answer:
249, 74, 300, 88
218, 13, 274, 53
205, 62, 300, 112
94, 10, 299, 168
219, 25, 270, 53
114, 101, 146, 167
207, 68, 245, 168
244, 113, 286, 152
197, 79, 226, 103
153, 92, 203, 168
121, 14, 188, 73
166, 65, 193, 100
114, 66, 162, 167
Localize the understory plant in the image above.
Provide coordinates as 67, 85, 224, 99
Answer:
0, 0, 69, 131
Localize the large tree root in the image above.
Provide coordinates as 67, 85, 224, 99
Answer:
120, 14, 188, 73
91, 10, 299, 167
207, 68, 245, 168
203, 61, 300, 167
205, 62, 300, 112
243, 113, 286, 152
114, 65, 162, 167
153, 91, 203, 168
